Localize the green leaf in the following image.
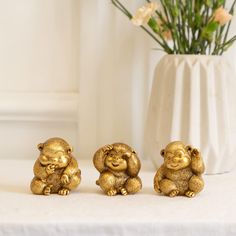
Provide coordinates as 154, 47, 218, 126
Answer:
148, 17, 160, 34
195, 13, 202, 28
205, 0, 213, 7
191, 41, 201, 54
206, 21, 219, 32
172, 6, 179, 17
201, 21, 219, 41
163, 0, 171, 6
215, 0, 225, 7
213, 0, 225, 9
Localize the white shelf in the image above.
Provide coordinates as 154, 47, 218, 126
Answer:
0, 160, 235, 236
0, 92, 78, 122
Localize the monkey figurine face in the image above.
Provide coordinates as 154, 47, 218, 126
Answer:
31, 137, 81, 196
161, 142, 191, 170
38, 140, 72, 169
93, 143, 142, 196
104, 150, 128, 172
154, 141, 205, 198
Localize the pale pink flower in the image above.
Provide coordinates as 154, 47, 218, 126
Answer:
213, 6, 232, 25
162, 30, 172, 40
156, 18, 172, 40
131, 2, 158, 26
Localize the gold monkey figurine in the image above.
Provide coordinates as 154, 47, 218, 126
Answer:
93, 143, 142, 196
154, 141, 205, 198
30, 138, 81, 196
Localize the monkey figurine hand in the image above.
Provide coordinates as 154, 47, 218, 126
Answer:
93, 143, 142, 196
154, 141, 205, 198
30, 137, 81, 196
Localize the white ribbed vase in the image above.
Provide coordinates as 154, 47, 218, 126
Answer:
145, 55, 235, 174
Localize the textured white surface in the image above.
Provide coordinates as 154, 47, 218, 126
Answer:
0, 160, 236, 236
145, 55, 236, 174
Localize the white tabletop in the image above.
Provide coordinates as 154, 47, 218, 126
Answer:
0, 160, 236, 236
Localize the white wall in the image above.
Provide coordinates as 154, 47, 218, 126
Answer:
77, 0, 164, 160
0, 0, 79, 92
0, 0, 235, 160
0, 0, 79, 159
223, 0, 236, 145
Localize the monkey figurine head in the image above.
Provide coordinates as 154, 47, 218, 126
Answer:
38, 137, 73, 168
104, 149, 128, 172
160, 141, 193, 170
94, 143, 141, 177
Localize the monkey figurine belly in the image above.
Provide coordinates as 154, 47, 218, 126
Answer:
154, 141, 205, 198
30, 137, 81, 196
93, 143, 142, 196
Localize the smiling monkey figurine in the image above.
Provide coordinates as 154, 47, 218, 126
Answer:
93, 143, 142, 196
154, 141, 205, 198
30, 138, 81, 196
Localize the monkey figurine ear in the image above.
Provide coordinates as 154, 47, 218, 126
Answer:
160, 149, 165, 157
93, 148, 106, 173
37, 143, 44, 151
126, 151, 141, 177
192, 148, 200, 157
186, 145, 193, 155
67, 146, 73, 154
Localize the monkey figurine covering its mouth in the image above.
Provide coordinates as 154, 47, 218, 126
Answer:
30, 137, 81, 196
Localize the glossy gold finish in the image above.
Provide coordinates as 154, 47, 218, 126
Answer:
93, 143, 142, 196
30, 138, 81, 196
154, 141, 205, 198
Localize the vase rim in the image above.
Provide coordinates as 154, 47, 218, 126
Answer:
163, 54, 222, 57
161, 54, 230, 62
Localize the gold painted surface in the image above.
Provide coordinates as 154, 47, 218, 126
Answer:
30, 137, 81, 196
154, 141, 205, 198
93, 143, 142, 196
